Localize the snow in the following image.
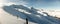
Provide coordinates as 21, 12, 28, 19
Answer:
37, 9, 60, 18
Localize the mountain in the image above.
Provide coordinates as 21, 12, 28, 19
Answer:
37, 9, 60, 18
0, 4, 60, 24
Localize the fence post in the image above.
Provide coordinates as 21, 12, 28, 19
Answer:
26, 18, 28, 24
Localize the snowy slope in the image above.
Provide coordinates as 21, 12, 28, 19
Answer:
0, 5, 60, 24
37, 9, 60, 18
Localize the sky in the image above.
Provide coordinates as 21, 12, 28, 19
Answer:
0, 0, 60, 10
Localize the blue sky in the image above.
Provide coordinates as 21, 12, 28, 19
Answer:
2, 0, 60, 10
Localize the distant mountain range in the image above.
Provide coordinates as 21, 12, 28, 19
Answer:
0, 4, 60, 24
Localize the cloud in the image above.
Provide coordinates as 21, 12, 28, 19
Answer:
5, 0, 28, 5
0, 0, 60, 10
0, 0, 29, 7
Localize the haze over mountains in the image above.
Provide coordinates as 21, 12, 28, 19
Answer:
0, 5, 60, 24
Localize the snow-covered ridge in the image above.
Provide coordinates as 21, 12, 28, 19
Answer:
37, 9, 60, 18
0, 5, 60, 24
